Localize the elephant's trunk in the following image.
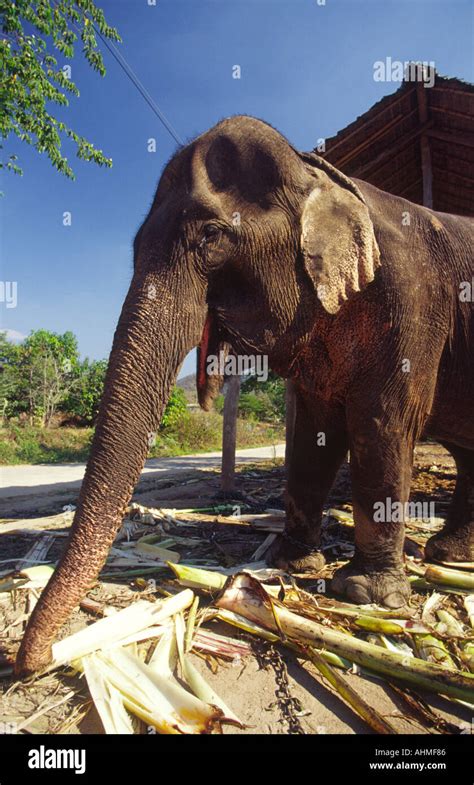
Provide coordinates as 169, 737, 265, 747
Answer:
15, 273, 205, 676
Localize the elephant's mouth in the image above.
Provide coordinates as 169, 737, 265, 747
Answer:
196, 310, 230, 410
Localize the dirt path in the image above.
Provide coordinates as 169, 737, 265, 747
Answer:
0, 444, 285, 517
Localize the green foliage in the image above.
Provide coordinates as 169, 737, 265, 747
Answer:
0, 423, 94, 463
0, 0, 120, 179
213, 393, 224, 414
239, 371, 285, 423
0, 328, 81, 425
160, 385, 189, 429
0, 331, 21, 418
66, 357, 107, 423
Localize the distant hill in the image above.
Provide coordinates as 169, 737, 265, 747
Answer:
177, 373, 197, 402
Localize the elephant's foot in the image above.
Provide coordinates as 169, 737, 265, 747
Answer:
424, 525, 473, 564
266, 533, 326, 573
331, 561, 410, 608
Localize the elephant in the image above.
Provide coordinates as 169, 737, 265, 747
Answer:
15, 115, 474, 676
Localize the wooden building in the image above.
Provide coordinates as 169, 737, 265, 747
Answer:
319, 71, 474, 216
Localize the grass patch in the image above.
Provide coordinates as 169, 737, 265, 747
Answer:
0, 412, 284, 465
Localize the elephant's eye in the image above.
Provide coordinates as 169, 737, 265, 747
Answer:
200, 223, 222, 246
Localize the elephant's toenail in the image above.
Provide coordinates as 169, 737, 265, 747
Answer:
384, 592, 406, 609
347, 584, 370, 604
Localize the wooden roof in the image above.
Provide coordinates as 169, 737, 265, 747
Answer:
318, 72, 474, 217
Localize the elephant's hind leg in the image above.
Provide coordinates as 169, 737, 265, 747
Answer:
267, 390, 348, 572
331, 416, 414, 608
425, 444, 474, 563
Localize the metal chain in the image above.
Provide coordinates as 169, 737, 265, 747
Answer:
253, 640, 305, 734
281, 530, 317, 555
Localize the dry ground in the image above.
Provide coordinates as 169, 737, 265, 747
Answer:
0, 442, 472, 735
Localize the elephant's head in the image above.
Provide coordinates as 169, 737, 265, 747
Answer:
16, 116, 380, 676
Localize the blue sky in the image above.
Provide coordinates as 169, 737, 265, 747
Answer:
1, 0, 473, 378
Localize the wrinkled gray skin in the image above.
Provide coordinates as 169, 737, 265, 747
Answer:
16, 116, 474, 676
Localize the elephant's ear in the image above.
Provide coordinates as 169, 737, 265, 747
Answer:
299, 158, 381, 314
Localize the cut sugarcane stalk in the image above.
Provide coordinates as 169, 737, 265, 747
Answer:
425, 565, 474, 591
301, 646, 397, 734
216, 573, 474, 702
51, 591, 193, 668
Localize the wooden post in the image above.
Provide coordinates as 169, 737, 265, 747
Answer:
285, 379, 296, 473
417, 81, 433, 209
221, 374, 241, 493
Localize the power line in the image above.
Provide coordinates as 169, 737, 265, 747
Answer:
93, 27, 184, 147
49, 0, 184, 147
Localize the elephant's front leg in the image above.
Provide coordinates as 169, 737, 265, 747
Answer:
331, 422, 413, 608
268, 391, 348, 571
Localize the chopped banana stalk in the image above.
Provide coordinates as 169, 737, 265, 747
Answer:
51, 591, 193, 668
409, 577, 470, 595
113, 625, 168, 647
216, 573, 474, 702
216, 608, 280, 642
301, 646, 398, 734
413, 634, 456, 668
185, 596, 200, 653
464, 596, 474, 628
460, 642, 474, 673
425, 565, 474, 591
147, 626, 177, 677
378, 635, 415, 658
174, 612, 186, 674
309, 603, 415, 620
192, 629, 253, 659
436, 609, 467, 638
0, 564, 55, 592
93, 648, 225, 734
136, 542, 181, 563
181, 655, 243, 726
438, 562, 474, 572
421, 592, 444, 625
327, 508, 354, 525
355, 617, 428, 635
168, 563, 227, 592
81, 654, 135, 734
